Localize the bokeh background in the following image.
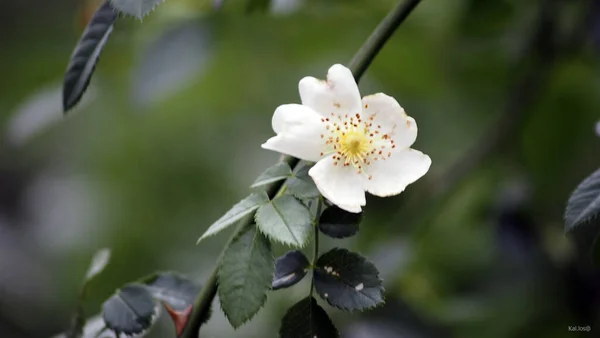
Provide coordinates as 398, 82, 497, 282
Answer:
1, 0, 600, 337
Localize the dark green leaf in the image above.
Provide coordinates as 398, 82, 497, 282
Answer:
218, 224, 274, 328
252, 162, 293, 188
565, 168, 600, 232
318, 206, 361, 238
109, 0, 166, 19
198, 192, 269, 243
286, 162, 320, 200
63, 1, 117, 113
102, 284, 156, 335
145, 272, 199, 311
256, 195, 313, 247
272, 250, 310, 290
279, 297, 339, 338
314, 248, 384, 311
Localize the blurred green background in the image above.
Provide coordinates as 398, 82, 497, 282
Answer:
1, 0, 600, 337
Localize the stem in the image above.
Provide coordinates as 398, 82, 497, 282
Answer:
309, 199, 323, 295
182, 1, 422, 336
349, 0, 421, 79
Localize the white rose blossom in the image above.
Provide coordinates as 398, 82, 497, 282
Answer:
262, 64, 431, 213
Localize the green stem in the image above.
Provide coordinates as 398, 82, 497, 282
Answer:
182, 1, 422, 336
349, 0, 422, 79
309, 198, 323, 295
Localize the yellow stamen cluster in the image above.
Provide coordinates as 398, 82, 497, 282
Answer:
319, 109, 396, 179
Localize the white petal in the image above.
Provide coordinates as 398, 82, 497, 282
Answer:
364, 148, 431, 197
299, 64, 362, 117
308, 155, 365, 213
262, 104, 325, 162
362, 93, 417, 148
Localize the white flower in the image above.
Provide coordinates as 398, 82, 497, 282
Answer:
262, 64, 431, 213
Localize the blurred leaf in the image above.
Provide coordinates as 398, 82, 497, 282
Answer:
246, 0, 271, 13
314, 248, 383, 311
318, 206, 361, 238
197, 192, 269, 243
109, 0, 166, 19
251, 162, 293, 188
286, 162, 320, 200
272, 250, 310, 290
565, 168, 600, 232
66, 248, 111, 338
279, 296, 339, 338
145, 272, 199, 311
5, 82, 95, 145
132, 21, 212, 107
218, 224, 274, 328
85, 248, 112, 281
63, 1, 117, 113
102, 284, 156, 335
255, 195, 313, 247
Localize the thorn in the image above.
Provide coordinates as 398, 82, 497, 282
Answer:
163, 303, 193, 337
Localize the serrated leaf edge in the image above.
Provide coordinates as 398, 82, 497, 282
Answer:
254, 197, 313, 248
109, 0, 167, 20
197, 192, 269, 243
565, 168, 600, 232
217, 226, 273, 328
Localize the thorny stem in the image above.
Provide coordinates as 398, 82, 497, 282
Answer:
182, 1, 423, 336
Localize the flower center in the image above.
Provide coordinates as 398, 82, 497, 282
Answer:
320, 111, 397, 178
340, 131, 369, 163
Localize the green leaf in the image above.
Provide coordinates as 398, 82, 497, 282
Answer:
314, 248, 384, 311
218, 224, 274, 328
255, 195, 313, 247
279, 297, 339, 338
286, 162, 320, 200
318, 206, 362, 238
145, 272, 199, 311
109, 0, 166, 19
272, 250, 310, 290
63, 1, 117, 113
102, 284, 156, 335
198, 192, 269, 243
251, 162, 293, 188
565, 168, 600, 232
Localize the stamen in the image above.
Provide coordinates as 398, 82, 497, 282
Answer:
318, 110, 395, 174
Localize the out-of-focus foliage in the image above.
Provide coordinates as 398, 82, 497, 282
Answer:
1, 0, 600, 337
